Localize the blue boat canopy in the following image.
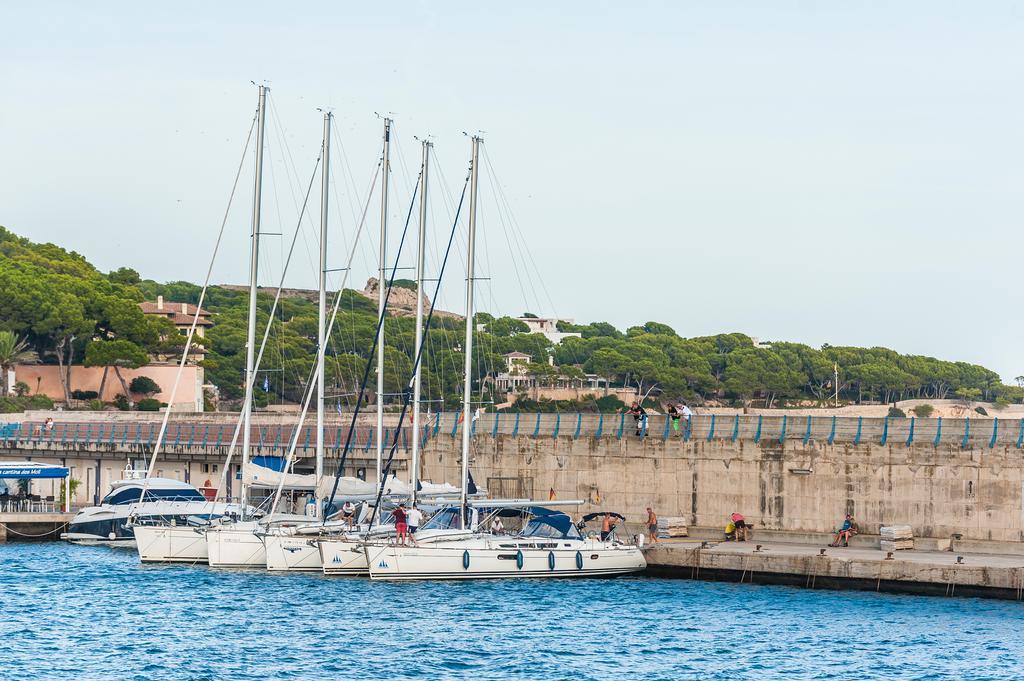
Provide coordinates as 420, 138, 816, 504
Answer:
521, 511, 582, 540
0, 461, 70, 479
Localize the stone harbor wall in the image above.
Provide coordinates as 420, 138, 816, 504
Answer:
419, 428, 1024, 543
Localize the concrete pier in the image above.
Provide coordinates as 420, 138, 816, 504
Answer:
0, 513, 73, 542
645, 538, 1024, 601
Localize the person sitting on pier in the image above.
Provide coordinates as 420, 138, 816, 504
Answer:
829, 514, 858, 547
730, 512, 749, 541
627, 401, 648, 437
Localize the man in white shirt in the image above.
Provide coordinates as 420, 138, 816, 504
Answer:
407, 504, 424, 544
341, 501, 356, 528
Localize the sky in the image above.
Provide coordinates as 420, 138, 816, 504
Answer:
1, 2, 1022, 380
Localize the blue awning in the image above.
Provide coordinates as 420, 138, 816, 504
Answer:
0, 461, 69, 479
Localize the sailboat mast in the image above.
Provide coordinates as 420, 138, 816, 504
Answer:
411, 139, 431, 507
315, 111, 331, 516
241, 84, 268, 516
376, 118, 391, 485
460, 135, 481, 524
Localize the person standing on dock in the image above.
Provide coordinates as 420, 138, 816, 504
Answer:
667, 404, 681, 431
646, 507, 659, 544
680, 404, 693, 426
627, 401, 648, 437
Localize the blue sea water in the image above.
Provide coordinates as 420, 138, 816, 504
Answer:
1, 543, 1022, 680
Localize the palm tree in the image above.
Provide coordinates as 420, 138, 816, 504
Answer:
0, 331, 38, 395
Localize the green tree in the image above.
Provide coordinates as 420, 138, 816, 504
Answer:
129, 375, 161, 397
0, 331, 37, 395
108, 267, 141, 286
486, 316, 530, 337
84, 340, 148, 408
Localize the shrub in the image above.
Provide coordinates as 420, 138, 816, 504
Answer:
71, 390, 99, 400
993, 397, 1010, 410
975, 406, 988, 416
593, 395, 627, 412
27, 395, 53, 410
136, 398, 162, 411
113, 393, 129, 411
0, 394, 54, 413
12, 381, 29, 397
129, 376, 161, 396
888, 406, 906, 418
87, 399, 105, 411
912, 404, 934, 418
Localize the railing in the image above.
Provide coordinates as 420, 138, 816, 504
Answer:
1, 413, 1021, 452
431, 412, 1024, 450
0, 421, 414, 454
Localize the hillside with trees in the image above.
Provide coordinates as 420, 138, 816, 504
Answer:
0, 226, 1020, 412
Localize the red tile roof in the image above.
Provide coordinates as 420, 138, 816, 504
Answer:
139, 301, 213, 326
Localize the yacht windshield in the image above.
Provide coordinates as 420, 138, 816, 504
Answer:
419, 507, 466, 531
520, 513, 581, 540
101, 487, 206, 505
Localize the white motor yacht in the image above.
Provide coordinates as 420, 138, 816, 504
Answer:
63, 477, 241, 547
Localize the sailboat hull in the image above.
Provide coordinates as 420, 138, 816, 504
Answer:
364, 540, 646, 581
134, 524, 209, 564
206, 524, 266, 568
318, 537, 369, 576
264, 533, 323, 572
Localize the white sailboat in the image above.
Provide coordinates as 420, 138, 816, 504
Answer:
135, 85, 272, 564
363, 136, 647, 580
265, 115, 394, 573
203, 83, 272, 568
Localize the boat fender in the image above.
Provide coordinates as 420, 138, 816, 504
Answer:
548, 551, 555, 571
575, 551, 583, 570
462, 550, 470, 570
516, 550, 524, 570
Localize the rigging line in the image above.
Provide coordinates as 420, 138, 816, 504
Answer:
260, 155, 385, 515
329, 117, 362, 230
480, 150, 538, 318
483, 148, 555, 316
330, 117, 376, 281
480, 147, 589, 374
425, 161, 470, 383
324, 153, 385, 383
211, 151, 323, 501
312, 164, 428, 520
368, 166, 472, 528
267, 94, 321, 284
142, 109, 257, 487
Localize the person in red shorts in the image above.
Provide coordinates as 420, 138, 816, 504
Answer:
393, 503, 409, 545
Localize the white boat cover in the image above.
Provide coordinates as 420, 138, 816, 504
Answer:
242, 463, 460, 500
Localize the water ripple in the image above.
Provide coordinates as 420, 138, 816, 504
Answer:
1, 544, 1022, 680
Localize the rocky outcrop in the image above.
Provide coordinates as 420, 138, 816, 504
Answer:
219, 280, 462, 319
359, 278, 462, 319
